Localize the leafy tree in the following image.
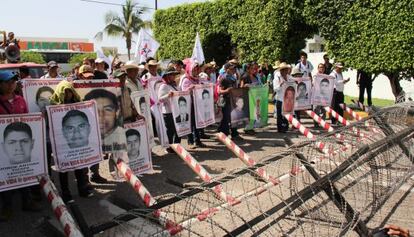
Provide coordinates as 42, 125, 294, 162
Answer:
20, 51, 46, 64
304, 0, 414, 101
96, 0, 149, 60
68, 53, 97, 67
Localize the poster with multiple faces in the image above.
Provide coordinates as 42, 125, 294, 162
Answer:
281, 82, 297, 115
170, 91, 192, 137
230, 88, 250, 128
124, 119, 153, 175
131, 90, 155, 147
73, 79, 127, 153
294, 78, 312, 110
193, 84, 215, 129
0, 113, 47, 192
312, 75, 335, 106
47, 101, 103, 172
22, 79, 60, 113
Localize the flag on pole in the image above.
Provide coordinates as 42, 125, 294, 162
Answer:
191, 32, 205, 64
134, 29, 160, 63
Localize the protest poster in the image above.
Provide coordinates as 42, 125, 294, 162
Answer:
248, 86, 269, 128
22, 79, 60, 113
294, 79, 312, 110
0, 113, 48, 192
131, 91, 155, 147
124, 119, 153, 175
193, 83, 214, 129
47, 101, 103, 172
147, 76, 163, 103
73, 79, 127, 153
170, 91, 192, 137
281, 82, 297, 115
230, 88, 249, 128
312, 74, 335, 106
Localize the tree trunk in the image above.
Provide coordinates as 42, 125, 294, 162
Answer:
386, 72, 404, 102
126, 35, 132, 60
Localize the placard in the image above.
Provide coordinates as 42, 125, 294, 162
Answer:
73, 79, 127, 153
230, 88, 249, 128
193, 84, 215, 129
124, 119, 153, 175
281, 82, 297, 115
248, 86, 269, 128
131, 91, 155, 147
294, 79, 312, 110
312, 74, 335, 106
47, 101, 103, 172
0, 113, 47, 192
22, 79, 60, 113
170, 91, 192, 137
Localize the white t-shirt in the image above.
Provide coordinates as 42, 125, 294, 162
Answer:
158, 83, 179, 114
295, 61, 314, 77
330, 70, 345, 92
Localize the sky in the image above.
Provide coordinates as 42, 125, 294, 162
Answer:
0, 0, 206, 53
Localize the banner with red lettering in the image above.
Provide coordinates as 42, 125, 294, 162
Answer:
124, 119, 153, 175
47, 101, 103, 172
0, 113, 47, 192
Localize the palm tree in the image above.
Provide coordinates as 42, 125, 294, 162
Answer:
95, 0, 150, 60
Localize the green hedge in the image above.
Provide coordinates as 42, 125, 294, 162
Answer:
153, 0, 314, 66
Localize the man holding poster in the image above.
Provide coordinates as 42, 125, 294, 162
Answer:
312, 74, 335, 107
193, 84, 214, 129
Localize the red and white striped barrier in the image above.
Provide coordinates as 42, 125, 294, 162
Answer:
39, 176, 83, 237
340, 103, 381, 134
324, 107, 366, 138
170, 144, 237, 205
216, 132, 279, 184
116, 159, 178, 231
351, 99, 370, 112
284, 114, 332, 154
305, 110, 345, 141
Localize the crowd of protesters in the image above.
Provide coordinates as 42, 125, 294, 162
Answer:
0, 50, 367, 222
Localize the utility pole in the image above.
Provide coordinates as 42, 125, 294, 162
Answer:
155, 0, 157, 10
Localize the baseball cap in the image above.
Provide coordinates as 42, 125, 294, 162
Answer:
47, 61, 58, 68
0, 71, 18, 82
79, 65, 94, 78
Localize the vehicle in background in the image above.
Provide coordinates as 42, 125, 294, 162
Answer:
0, 62, 46, 78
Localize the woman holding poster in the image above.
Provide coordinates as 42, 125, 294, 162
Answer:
0, 71, 42, 220
49, 80, 93, 203
180, 59, 207, 149
158, 67, 181, 153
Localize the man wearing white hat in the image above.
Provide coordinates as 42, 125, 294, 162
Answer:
330, 62, 350, 124
272, 62, 293, 132
94, 58, 108, 79
141, 59, 161, 88
124, 60, 143, 93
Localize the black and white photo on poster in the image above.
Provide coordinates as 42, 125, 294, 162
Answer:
0, 113, 48, 192
124, 119, 153, 175
281, 82, 297, 115
294, 79, 312, 110
312, 74, 335, 106
130, 90, 155, 147
22, 79, 60, 113
230, 88, 249, 128
170, 91, 192, 137
193, 83, 214, 129
47, 101, 103, 172
73, 79, 127, 153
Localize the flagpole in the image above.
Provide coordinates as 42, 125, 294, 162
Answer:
155, 0, 158, 10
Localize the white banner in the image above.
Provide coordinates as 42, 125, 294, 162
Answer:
22, 79, 60, 113
281, 82, 297, 115
73, 79, 127, 153
312, 74, 335, 106
193, 84, 215, 128
124, 119, 153, 175
191, 32, 205, 64
130, 90, 155, 147
47, 101, 103, 172
0, 113, 47, 192
294, 78, 312, 110
170, 91, 192, 137
134, 29, 160, 63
